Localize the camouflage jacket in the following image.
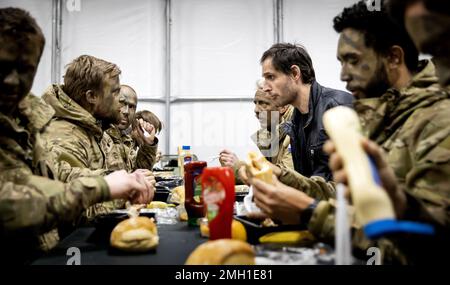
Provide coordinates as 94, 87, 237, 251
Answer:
247, 105, 337, 200
235, 106, 295, 185
41, 85, 108, 179
41, 85, 113, 221
101, 124, 158, 172
100, 125, 158, 210
251, 105, 295, 170
308, 60, 450, 264
0, 94, 110, 264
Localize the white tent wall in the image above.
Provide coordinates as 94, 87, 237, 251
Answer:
284, 0, 357, 92
60, 0, 166, 99
0, 0, 53, 97
170, 0, 272, 163
171, 0, 273, 98
1, 0, 358, 163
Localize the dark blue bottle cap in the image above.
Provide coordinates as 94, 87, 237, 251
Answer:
364, 219, 435, 239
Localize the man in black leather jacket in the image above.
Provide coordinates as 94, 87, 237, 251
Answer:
261, 43, 353, 181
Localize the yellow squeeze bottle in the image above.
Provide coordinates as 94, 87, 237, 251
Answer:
178, 145, 193, 177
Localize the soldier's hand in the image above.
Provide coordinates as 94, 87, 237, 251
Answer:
245, 211, 268, 220
219, 149, 238, 168
130, 169, 156, 204
324, 138, 406, 218
237, 165, 250, 185
268, 162, 282, 177
137, 118, 157, 145
250, 175, 315, 225
105, 170, 149, 200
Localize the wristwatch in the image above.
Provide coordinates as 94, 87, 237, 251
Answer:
300, 199, 319, 226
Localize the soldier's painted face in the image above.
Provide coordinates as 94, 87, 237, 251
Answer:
116, 86, 137, 130
262, 57, 298, 107
254, 90, 278, 129
404, 1, 450, 86
94, 75, 121, 123
0, 35, 42, 115
337, 28, 390, 99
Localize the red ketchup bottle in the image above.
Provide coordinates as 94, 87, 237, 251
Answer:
184, 161, 207, 226
201, 167, 235, 240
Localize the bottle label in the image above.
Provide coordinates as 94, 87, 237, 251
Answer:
203, 177, 225, 221
192, 170, 203, 204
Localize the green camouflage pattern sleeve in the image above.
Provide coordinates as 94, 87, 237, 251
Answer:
306, 200, 403, 263
42, 120, 107, 182
278, 167, 336, 200
0, 174, 109, 234
135, 139, 158, 171
390, 99, 450, 229
101, 130, 134, 172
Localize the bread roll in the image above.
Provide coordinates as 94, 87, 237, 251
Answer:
110, 217, 159, 252
169, 185, 185, 204
185, 239, 255, 265
245, 151, 274, 184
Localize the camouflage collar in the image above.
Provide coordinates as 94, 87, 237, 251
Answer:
105, 124, 121, 142
18, 93, 55, 132
0, 94, 54, 134
42, 84, 103, 140
105, 124, 134, 147
354, 60, 448, 143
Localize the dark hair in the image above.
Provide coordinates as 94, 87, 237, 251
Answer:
260, 43, 316, 84
333, 0, 418, 72
387, 0, 450, 27
0, 7, 45, 53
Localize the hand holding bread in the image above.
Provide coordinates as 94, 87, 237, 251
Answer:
245, 151, 274, 185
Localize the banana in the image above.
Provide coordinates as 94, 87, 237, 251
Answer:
147, 201, 176, 209
259, 231, 315, 244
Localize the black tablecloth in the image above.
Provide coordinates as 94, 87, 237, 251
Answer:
32, 223, 205, 265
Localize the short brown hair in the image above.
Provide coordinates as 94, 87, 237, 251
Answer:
136, 110, 163, 133
62, 55, 121, 105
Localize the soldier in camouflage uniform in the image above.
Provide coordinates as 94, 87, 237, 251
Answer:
250, 1, 450, 264
41, 56, 122, 177
219, 82, 294, 185
249, 89, 294, 170
101, 84, 159, 172
0, 8, 153, 264
101, 85, 160, 210
388, 0, 450, 89
41, 56, 155, 221
237, 86, 335, 200
319, 0, 450, 263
